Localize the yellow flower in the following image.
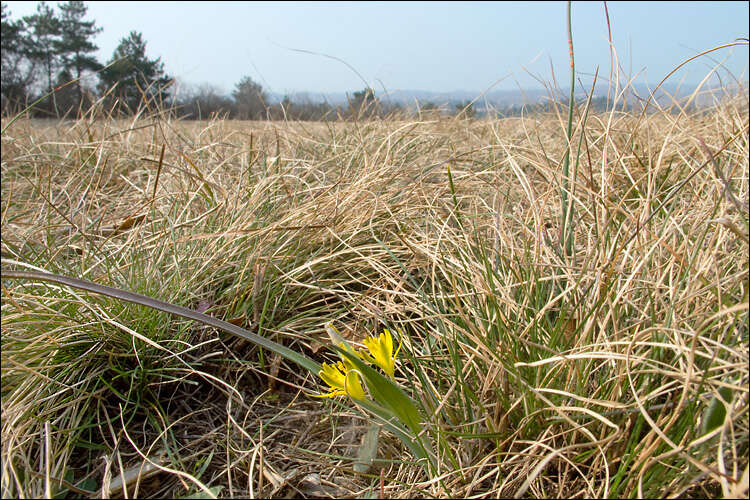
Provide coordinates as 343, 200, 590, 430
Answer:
316, 360, 366, 400
359, 329, 402, 379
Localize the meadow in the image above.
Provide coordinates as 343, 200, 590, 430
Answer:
1, 81, 748, 498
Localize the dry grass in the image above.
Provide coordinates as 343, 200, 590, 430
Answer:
1, 83, 748, 498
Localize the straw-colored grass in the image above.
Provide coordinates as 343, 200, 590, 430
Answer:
2, 81, 748, 498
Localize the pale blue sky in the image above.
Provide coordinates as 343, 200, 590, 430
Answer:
3, 1, 748, 96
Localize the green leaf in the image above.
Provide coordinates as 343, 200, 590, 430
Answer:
352, 392, 430, 465
701, 386, 733, 435
354, 424, 380, 473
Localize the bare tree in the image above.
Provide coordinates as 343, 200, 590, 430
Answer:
177, 82, 233, 120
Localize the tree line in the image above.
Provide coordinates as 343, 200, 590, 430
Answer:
4, 2, 634, 121
0, 1, 414, 121
2, 1, 171, 117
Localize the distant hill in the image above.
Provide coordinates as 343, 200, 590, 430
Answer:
267, 81, 745, 111
266, 88, 549, 107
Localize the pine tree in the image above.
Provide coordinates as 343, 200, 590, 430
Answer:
23, 2, 62, 115
23, 2, 61, 93
99, 31, 171, 114
57, 1, 102, 111
1, 4, 35, 112
231, 76, 267, 120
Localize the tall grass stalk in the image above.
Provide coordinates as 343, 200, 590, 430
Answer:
560, 0, 577, 260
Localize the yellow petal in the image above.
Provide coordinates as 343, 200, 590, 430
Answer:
318, 361, 366, 400
362, 330, 397, 378
319, 361, 347, 390
345, 370, 366, 400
